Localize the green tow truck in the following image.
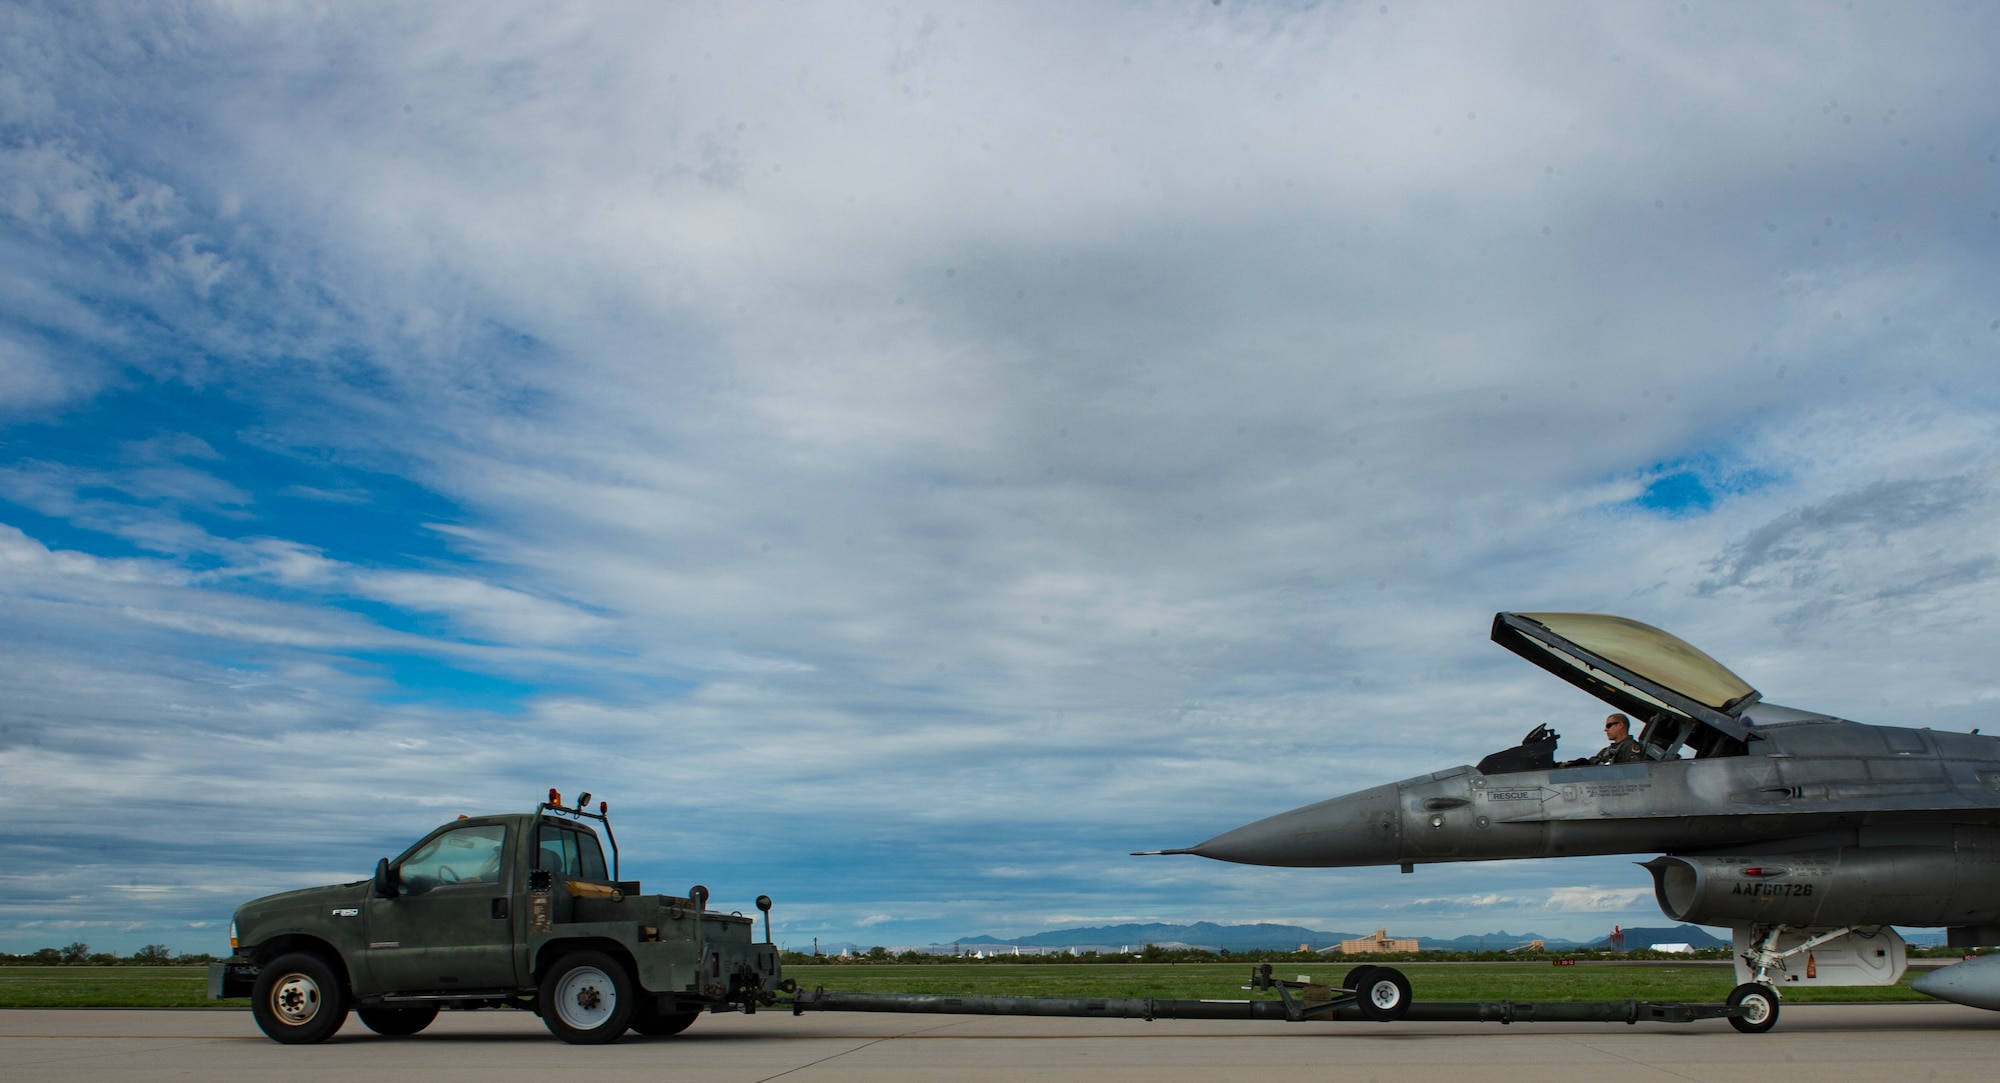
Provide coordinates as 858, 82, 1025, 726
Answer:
211, 793, 786, 1044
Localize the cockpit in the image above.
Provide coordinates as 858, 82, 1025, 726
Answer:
1478, 612, 1768, 773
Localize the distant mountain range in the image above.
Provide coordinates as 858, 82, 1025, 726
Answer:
942, 921, 1738, 953
831, 921, 1949, 955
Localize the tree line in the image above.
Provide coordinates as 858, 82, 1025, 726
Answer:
2, 942, 223, 966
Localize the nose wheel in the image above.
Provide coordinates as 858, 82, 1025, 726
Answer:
1727, 982, 1779, 1033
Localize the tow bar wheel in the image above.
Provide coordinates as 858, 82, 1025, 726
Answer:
1355, 966, 1413, 1022
540, 950, 636, 1044
1726, 982, 1779, 1034
251, 952, 349, 1044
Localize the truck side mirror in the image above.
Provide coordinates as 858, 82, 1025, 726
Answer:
373, 858, 399, 899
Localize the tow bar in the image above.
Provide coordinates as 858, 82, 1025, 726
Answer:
787, 964, 1749, 1028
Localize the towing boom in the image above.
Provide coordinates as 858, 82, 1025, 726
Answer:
788, 988, 1740, 1025
787, 964, 1749, 1028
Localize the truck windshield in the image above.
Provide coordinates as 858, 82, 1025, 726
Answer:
537, 824, 608, 880
399, 823, 507, 894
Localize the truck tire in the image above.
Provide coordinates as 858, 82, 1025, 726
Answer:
539, 950, 635, 1044
251, 952, 349, 1044
358, 1004, 439, 1036
629, 1001, 700, 1037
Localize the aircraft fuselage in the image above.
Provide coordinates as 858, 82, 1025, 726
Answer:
1186, 717, 2000, 929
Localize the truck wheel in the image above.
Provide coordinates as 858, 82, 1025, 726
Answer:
1727, 982, 1780, 1034
251, 952, 349, 1044
358, 1004, 439, 1036
629, 1002, 700, 1037
1355, 966, 1412, 1022
1341, 965, 1377, 993
539, 951, 635, 1044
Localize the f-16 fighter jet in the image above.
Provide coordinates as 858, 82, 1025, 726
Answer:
1141, 612, 2000, 1030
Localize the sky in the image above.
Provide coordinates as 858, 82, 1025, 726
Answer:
2, 1, 1998, 956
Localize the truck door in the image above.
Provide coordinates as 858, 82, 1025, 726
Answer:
362, 821, 519, 994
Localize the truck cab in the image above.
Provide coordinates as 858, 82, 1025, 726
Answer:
212, 795, 784, 1044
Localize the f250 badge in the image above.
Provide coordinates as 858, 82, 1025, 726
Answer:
330, 907, 360, 917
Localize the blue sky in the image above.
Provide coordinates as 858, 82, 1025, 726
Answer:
4, 0, 2000, 954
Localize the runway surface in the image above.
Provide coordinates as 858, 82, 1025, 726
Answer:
5, 1003, 1997, 1082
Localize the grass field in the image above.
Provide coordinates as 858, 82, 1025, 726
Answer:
0, 962, 1932, 1009
0, 967, 245, 1008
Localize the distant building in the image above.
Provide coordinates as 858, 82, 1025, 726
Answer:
1649, 942, 1694, 954
1338, 929, 1420, 954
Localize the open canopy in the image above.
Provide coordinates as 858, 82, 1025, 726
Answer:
1491, 612, 1760, 749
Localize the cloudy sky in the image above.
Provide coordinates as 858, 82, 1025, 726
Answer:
3, 1, 1998, 955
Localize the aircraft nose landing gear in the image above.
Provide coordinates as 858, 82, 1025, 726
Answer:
1726, 983, 1779, 1033
1726, 923, 1879, 1034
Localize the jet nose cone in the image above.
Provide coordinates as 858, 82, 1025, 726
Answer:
1189, 783, 1403, 868
1911, 954, 2000, 1010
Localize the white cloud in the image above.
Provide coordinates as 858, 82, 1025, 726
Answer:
1, 0, 1998, 951
347, 570, 605, 645
0, 523, 187, 588
0, 330, 99, 413
1544, 887, 1654, 913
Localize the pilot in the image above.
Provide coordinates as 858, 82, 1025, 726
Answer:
1561, 713, 1646, 767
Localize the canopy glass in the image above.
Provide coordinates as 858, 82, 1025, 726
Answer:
1516, 612, 1756, 713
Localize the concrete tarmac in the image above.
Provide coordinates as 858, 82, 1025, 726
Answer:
4, 1003, 1998, 1082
